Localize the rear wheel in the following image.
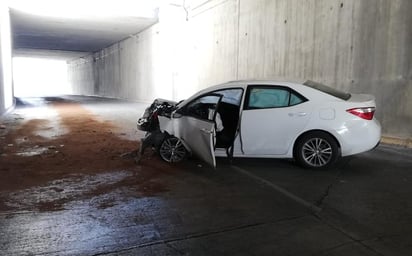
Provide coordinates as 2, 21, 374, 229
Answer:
295, 132, 339, 169
159, 136, 187, 163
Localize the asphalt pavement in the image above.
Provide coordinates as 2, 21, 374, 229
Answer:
0, 96, 411, 256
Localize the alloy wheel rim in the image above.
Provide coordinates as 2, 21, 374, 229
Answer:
302, 138, 333, 167
160, 137, 186, 162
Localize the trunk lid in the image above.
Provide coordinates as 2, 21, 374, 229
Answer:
347, 94, 376, 107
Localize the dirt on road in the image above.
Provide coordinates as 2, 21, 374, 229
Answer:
0, 100, 175, 212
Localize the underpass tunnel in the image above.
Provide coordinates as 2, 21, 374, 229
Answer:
1, 1, 412, 255
1, 0, 161, 109
0, 0, 411, 143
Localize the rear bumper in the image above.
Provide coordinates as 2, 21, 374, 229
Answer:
338, 118, 381, 156
373, 140, 381, 150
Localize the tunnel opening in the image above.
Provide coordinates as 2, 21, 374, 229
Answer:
12, 56, 71, 98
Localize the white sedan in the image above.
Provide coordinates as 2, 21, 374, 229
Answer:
148, 80, 381, 169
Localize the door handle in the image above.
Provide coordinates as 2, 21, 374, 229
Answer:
201, 128, 213, 134
288, 112, 307, 117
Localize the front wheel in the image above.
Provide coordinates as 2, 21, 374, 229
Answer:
158, 136, 187, 163
294, 132, 340, 169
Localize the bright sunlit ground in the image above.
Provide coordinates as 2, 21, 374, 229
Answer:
13, 57, 71, 97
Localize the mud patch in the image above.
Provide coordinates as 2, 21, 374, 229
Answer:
0, 100, 176, 212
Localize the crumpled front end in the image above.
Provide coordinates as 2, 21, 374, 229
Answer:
137, 99, 177, 132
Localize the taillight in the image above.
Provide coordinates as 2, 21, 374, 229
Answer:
346, 107, 375, 120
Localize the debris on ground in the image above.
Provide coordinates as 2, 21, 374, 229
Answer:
16, 147, 49, 157
0, 124, 6, 129
120, 149, 138, 159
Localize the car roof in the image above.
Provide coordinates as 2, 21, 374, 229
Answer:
178, 79, 308, 107
204, 79, 306, 91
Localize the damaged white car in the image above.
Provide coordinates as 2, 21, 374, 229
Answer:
137, 80, 381, 169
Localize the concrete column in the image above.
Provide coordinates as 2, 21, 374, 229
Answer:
0, 4, 13, 115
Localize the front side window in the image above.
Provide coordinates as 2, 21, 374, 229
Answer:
185, 94, 221, 120
245, 86, 307, 110
212, 88, 243, 106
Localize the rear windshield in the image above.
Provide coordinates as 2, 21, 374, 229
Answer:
303, 80, 351, 100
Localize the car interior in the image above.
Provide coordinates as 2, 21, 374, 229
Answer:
215, 101, 240, 149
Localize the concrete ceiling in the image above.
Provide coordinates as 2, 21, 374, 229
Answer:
9, 0, 160, 59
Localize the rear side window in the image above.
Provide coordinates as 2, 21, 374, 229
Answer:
290, 93, 304, 105
303, 80, 351, 100
245, 86, 307, 110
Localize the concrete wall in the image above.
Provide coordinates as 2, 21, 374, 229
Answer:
0, 4, 13, 115
67, 0, 412, 140
68, 23, 170, 103
237, 0, 412, 138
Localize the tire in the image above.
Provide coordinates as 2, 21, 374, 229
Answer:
158, 136, 187, 163
294, 131, 339, 169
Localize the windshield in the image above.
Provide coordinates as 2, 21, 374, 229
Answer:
303, 80, 351, 100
